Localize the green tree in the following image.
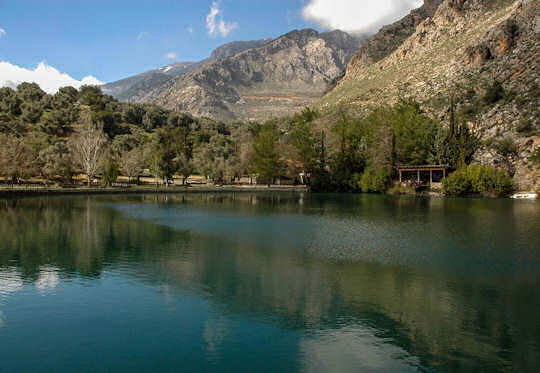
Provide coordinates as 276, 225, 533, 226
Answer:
251, 122, 283, 185
102, 160, 120, 186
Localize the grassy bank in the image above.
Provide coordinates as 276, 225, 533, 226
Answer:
0, 184, 309, 197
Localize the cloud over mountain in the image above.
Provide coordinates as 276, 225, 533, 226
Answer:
206, 1, 238, 37
0, 61, 103, 93
302, 0, 423, 35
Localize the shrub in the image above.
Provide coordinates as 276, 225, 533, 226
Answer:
530, 147, 540, 166
359, 168, 390, 193
443, 164, 513, 196
516, 120, 532, 133
494, 138, 518, 157
483, 81, 505, 104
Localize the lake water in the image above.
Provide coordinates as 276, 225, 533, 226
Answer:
0, 193, 539, 372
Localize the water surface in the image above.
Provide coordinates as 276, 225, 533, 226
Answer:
0, 193, 539, 372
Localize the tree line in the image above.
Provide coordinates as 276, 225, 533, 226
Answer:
0, 82, 512, 195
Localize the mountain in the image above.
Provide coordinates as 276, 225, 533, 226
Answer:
102, 38, 272, 102
318, 0, 539, 191
139, 29, 361, 122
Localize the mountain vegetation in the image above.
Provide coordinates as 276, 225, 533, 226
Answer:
1, 0, 537, 196
1, 82, 513, 196
317, 0, 539, 191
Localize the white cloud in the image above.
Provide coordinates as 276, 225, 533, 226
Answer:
206, 1, 238, 37
165, 52, 177, 59
302, 0, 424, 35
188, 27, 194, 34
137, 31, 149, 40
0, 61, 103, 94
0, 27, 5, 37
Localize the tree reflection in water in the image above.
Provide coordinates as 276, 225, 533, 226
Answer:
0, 194, 539, 372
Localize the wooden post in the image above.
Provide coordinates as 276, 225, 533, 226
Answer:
417, 170, 420, 182
399, 170, 402, 183
443, 168, 446, 179
430, 169, 433, 185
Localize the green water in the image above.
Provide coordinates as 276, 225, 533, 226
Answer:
0, 193, 539, 372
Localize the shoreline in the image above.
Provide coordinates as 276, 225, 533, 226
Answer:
0, 185, 309, 197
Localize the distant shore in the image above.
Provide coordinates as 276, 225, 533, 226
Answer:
0, 185, 309, 197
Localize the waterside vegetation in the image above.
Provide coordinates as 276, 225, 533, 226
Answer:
0, 83, 517, 197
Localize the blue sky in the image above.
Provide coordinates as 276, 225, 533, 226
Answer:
0, 0, 316, 83
0, 0, 423, 89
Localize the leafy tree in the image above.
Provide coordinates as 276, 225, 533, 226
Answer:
39, 110, 68, 136
175, 153, 195, 185
142, 106, 168, 131
251, 122, 283, 185
0, 87, 22, 115
438, 97, 477, 168
20, 102, 43, 124
102, 160, 120, 186
391, 100, 437, 165
330, 112, 368, 191
79, 85, 105, 109
0, 134, 35, 183
38, 141, 74, 183
194, 133, 239, 183
16, 82, 46, 103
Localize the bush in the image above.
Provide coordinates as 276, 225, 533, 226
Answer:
516, 120, 532, 133
483, 81, 505, 104
443, 164, 513, 196
530, 147, 540, 166
359, 168, 390, 193
494, 138, 518, 157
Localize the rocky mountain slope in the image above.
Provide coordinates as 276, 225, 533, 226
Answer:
102, 39, 271, 102
140, 29, 361, 122
318, 0, 539, 191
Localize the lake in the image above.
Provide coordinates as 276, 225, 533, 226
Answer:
0, 193, 539, 372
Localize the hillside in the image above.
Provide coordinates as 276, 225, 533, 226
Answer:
318, 0, 539, 190
102, 39, 272, 102
141, 29, 361, 122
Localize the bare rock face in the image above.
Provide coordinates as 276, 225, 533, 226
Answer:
102, 39, 272, 103
320, 0, 540, 191
141, 29, 361, 122
345, 0, 444, 78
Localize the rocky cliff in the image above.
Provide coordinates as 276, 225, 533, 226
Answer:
141, 29, 361, 122
319, 0, 539, 191
102, 39, 271, 102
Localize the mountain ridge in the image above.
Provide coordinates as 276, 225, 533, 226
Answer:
317, 0, 539, 190
141, 28, 362, 121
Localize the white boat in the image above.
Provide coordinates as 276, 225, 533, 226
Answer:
511, 193, 538, 199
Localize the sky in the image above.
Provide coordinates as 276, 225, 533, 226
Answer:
0, 0, 423, 91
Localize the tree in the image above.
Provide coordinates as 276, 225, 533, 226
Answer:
329, 112, 368, 191
0, 87, 22, 116
148, 127, 181, 185
175, 153, 194, 185
102, 160, 120, 186
0, 134, 35, 184
16, 82, 46, 103
251, 122, 283, 185
438, 97, 477, 168
391, 100, 437, 165
70, 123, 108, 186
38, 141, 74, 184
119, 147, 146, 184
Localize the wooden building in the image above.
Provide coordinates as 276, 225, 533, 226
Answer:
397, 165, 450, 186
